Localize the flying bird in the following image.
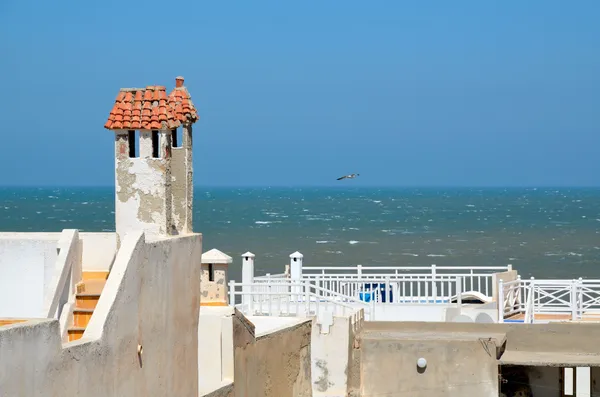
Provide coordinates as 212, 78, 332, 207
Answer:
337, 173, 360, 181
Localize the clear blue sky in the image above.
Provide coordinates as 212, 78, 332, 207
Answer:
1, 1, 598, 187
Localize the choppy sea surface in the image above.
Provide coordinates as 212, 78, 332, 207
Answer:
2, 187, 600, 281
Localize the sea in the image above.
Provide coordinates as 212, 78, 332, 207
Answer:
2, 187, 600, 282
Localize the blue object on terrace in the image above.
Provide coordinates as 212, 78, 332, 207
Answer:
358, 283, 394, 303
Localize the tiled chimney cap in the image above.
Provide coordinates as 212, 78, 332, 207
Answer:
104, 77, 199, 130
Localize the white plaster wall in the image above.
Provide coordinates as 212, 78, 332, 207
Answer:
373, 304, 449, 321
0, 233, 60, 317
198, 306, 235, 394
79, 232, 117, 271
115, 158, 168, 243
0, 231, 203, 396
311, 314, 356, 396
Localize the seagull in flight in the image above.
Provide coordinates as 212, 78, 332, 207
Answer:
337, 173, 360, 181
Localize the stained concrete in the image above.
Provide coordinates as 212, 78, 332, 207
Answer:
233, 314, 313, 397
358, 327, 503, 397
0, 231, 203, 397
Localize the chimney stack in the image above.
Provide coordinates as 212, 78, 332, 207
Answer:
175, 76, 184, 88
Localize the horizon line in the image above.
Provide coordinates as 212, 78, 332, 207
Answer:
3, 185, 600, 189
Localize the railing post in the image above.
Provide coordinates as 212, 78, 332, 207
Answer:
578, 277, 583, 320
242, 252, 255, 311
431, 265, 437, 304
498, 279, 504, 323
456, 277, 462, 307
385, 276, 391, 303
290, 251, 303, 297
529, 277, 534, 314
304, 281, 310, 316
229, 280, 235, 307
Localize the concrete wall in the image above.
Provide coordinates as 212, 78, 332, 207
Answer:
361, 321, 600, 366
357, 326, 501, 397
170, 124, 193, 235
0, 231, 203, 396
79, 232, 117, 271
0, 232, 61, 317
233, 314, 312, 397
311, 310, 364, 397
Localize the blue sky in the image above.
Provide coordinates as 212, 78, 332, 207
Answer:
0, 1, 598, 187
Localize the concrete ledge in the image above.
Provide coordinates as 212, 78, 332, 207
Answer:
500, 351, 600, 367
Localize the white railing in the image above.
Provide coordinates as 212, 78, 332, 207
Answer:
499, 278, 600, 323
311, 275, 464, 304
251, 273, 290, 302
43, 230, 81, 320
229, 279, 373, 320
302, 265, 509, 299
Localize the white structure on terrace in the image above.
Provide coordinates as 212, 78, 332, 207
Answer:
228, 250, 600, 327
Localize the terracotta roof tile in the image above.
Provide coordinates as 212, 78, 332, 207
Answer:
105, 79, 199, 130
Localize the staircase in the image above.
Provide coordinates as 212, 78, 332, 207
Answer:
67, 271, 109, 342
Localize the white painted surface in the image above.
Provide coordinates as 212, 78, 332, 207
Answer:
311, 313, 362, 396
198, 306, 235, 394
241, 252, 255, 308
290, 251, 303, 295
79, 232, 117, 271
115, 157, 168, 243
247, 315, 308, 337
373, 304, 449, 321
0, 233, 61, 317
576, 367, 590, 397
43, 230, 82, 322
202, 248, 232, 264
0, 232, 203, 396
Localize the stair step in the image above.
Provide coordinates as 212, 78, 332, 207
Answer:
67, 327, 86, 342
76, 279, 106, 295
82, 271, 109, 281
73, 308, 95, 327
76, 295, 101, 309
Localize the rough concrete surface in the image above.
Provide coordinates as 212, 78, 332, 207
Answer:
359, 329, 501, 397
233, 314, 312, 397
0, 231, 202, 397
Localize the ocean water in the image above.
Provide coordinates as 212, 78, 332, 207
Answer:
2, 187, 600, 281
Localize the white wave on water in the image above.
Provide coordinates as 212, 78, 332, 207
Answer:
255, 221, 272, 224
348, 227, 360, 230
426, 254, 446, 257
349, 240, 359, 245
316, 241, 334, 244
325, 250, 343, 254
402, 253, 419, 257
544, 252, 583, 257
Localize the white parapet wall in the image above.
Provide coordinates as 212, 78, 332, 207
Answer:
0, 232, 62, 317
0, 231, 203, 397
311, 310, 365, 397
79, 232, 117, 272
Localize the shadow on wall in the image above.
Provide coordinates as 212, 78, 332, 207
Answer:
0, 231, 203, 397
232, 312, 313, 397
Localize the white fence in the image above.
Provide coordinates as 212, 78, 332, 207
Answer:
499, 277, 600, 323
310, 275, 465, 304
302, 265, 509, 300
229, 279, 374, 320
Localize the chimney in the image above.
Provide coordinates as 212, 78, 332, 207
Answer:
175, 76, 184, 88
